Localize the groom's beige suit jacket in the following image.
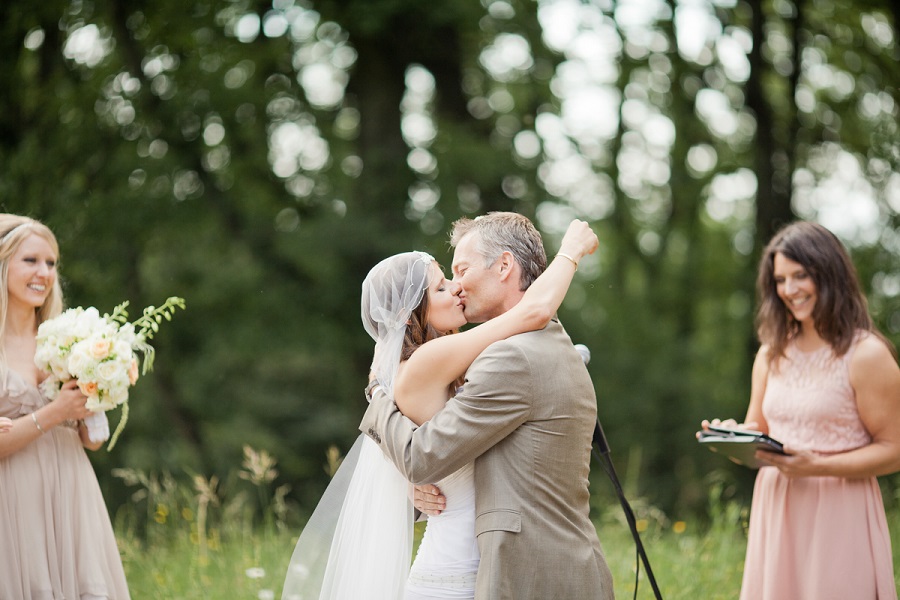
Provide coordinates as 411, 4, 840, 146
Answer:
360, 320, 615, 600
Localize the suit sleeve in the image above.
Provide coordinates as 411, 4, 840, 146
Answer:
359, 339, 533, 484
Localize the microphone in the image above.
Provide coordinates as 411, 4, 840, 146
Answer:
574, 343, 591, 365
577, 343, 610, 455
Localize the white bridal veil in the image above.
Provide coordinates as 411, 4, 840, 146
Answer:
282, 252, 434, 600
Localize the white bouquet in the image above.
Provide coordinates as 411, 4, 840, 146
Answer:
35, 297, 185, 450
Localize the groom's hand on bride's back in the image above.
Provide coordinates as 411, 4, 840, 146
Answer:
414, 484, 446, 516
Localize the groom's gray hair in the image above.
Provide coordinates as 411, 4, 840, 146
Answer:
449, 212, 546, 291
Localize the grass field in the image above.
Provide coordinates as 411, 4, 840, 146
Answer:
112, 448, 900, 599
117, 515, 751, 599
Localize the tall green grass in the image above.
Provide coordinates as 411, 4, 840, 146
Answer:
112, 447, 900, 599
113, 446, 296, 600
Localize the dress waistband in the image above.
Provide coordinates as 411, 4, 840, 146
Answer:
408, 570, 477, 590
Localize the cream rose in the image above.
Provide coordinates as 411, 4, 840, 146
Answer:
96, 360, 127, 387
85, 395, 116, 412
66, 345, 95, 378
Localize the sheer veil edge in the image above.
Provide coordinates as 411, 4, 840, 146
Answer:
282, 434, 413, 600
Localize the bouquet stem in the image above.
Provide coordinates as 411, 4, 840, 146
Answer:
84, 411, 110, 443
107, 401, 128, 451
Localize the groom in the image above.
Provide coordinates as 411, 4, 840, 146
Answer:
360, 212, 615, 599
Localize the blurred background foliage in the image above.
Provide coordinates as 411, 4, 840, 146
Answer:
0, 0, 898, 521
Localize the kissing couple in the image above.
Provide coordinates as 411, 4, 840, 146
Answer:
282, 212, 616, 600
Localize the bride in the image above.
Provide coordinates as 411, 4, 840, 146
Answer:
282, 219, 598, 600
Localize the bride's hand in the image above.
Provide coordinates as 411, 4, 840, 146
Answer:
0, 417, 11, 433
413, 483, 446, 517
557, 220, 599, 264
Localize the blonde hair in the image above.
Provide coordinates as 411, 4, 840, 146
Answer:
0, 215, 64, 373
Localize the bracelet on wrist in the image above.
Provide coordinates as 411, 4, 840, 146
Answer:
556, 252, 578, 271
31, 412, 45, 434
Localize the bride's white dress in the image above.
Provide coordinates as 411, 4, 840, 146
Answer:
280, 438, 479, 600
406, 462, 479, 600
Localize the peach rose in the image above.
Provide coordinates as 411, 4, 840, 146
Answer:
78, 380, 99, 397
128, 359, 139, 385
90, 338, 113, 359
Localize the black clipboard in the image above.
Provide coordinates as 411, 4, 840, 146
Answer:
698, 426, 787, 469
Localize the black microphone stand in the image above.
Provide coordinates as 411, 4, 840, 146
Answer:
576, 344, 662, 599
592, 420, 663, 600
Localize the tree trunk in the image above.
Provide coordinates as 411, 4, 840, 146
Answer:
747, 1, 794, 248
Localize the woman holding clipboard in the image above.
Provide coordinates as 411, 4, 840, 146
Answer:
701, 221, 900, 600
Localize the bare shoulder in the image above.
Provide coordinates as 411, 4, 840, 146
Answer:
751, 344, 770, 373
850, 334, 900, 385
852, 335, 898, 369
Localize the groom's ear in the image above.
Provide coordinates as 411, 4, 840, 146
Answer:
496, 251, 518, 282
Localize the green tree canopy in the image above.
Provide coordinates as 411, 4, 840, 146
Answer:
0, 0, 897, 518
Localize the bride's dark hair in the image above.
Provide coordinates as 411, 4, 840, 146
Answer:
401, 292, 440, 361
402, 286, 465, 392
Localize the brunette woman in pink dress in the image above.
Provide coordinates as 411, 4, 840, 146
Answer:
704, 221, 900, 600
0, 214, 130, 599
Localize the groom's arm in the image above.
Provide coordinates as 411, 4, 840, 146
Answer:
359, 339, 532, 484
360, 391, 446, 516
359, 385, 418, 477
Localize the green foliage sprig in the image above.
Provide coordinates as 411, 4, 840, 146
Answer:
109, 296, 187, 375
105, 296, 186, 450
